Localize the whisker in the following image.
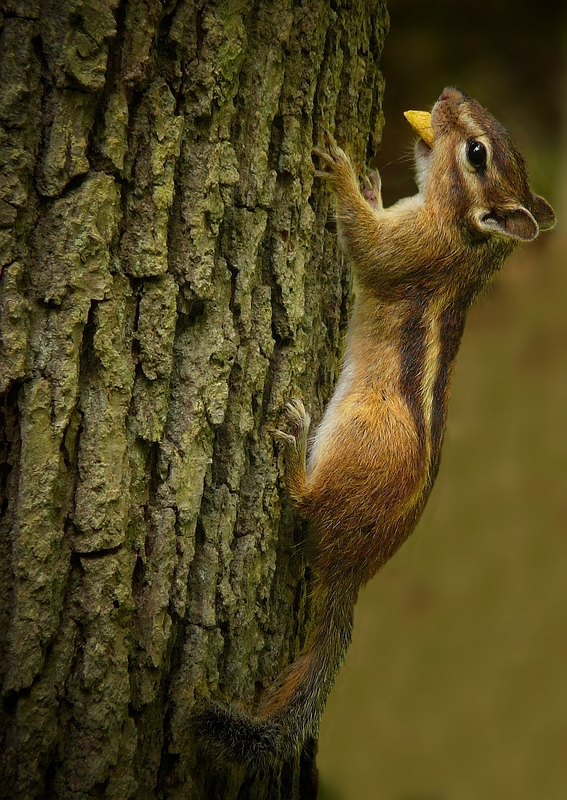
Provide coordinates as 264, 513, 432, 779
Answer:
378, 153, 412, 170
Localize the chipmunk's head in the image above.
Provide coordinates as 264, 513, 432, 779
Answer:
410, 87, 555, 242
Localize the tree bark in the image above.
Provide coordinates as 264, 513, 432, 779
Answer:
0, 1, 388, 797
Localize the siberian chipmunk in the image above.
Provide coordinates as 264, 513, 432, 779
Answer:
201, 87, 555, 766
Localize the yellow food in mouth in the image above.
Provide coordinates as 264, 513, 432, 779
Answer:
403, 110, 434, 147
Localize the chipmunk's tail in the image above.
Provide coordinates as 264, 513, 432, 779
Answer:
198, 587, 356, 767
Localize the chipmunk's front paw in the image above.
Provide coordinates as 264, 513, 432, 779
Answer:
312, 131, 356, 188
362, 169, 382, 211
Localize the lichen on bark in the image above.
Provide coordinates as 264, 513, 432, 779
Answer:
0, 1, 388, 798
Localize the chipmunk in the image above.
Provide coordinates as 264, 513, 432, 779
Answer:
199, 87, 555, 767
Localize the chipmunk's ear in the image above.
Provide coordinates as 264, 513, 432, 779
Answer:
531, 194, 556, 231
478, 206, 539, 242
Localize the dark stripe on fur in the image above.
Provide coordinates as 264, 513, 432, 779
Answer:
399, 295, 428, 451
429, 302, 466, 475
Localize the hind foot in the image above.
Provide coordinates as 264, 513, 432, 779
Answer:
272, 399, 311, 457
272, 399, 311, 505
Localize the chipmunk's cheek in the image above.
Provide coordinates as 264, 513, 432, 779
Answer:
416, 139, 432, 160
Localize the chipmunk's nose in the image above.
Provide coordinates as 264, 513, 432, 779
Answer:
438, 87, 463, 103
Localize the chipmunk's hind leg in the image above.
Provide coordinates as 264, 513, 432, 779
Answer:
272, 399, 311, 508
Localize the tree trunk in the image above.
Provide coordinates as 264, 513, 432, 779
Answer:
0, 1, 388, 797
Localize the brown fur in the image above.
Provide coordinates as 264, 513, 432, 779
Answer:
198, 87, 556, 767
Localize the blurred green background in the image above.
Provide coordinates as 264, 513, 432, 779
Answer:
318, 1, 567, 798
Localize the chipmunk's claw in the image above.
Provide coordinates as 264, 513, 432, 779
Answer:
271, 399, 311, 452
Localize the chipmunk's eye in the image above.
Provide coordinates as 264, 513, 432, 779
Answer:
466, 139, 487, 170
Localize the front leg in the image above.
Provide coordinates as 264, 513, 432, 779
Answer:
313, 133, 386, 279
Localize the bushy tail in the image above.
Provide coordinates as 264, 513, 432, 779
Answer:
198, 587, 356, 768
